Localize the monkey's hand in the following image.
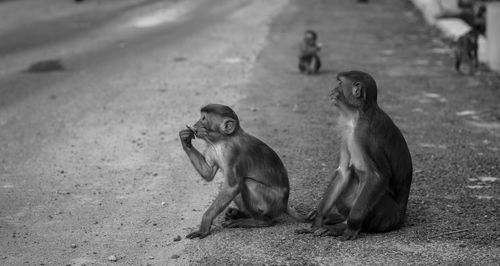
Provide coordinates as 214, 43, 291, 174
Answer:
179, 129, 195, 149
186, 229, 210, 239
194, 127, 209, 138
306, 210, 317, 221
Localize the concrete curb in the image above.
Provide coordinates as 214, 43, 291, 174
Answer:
409, 0, 487, 63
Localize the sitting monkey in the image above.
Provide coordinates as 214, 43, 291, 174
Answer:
454, 29, 479, 75
179, 104, 304, 239
298, 30, 322, 74
296, 71, 412, 240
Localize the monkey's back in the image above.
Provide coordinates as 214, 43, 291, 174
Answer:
233, 133, 290, 190
367, 107, 413, 206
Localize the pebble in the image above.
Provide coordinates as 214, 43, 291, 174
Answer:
173, 235, 182, 241
70, 244, 77, 249
108, 255, 117, 262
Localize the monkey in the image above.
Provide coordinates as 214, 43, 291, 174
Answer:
179, 104, 304, 239
295, 71, 413, 240
298, 30, 322, 75
454, 29, 479, 75
473, 5, 486, 35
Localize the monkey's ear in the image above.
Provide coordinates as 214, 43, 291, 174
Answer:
352, 82, 362, 98
221, 118, 236, 135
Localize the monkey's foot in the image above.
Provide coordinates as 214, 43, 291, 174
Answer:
186, 230, 210, 239
340, 228, 360, 241
324, 224, 345, 237
224, 207, 250, 220
294, 228, 314, 234
222, 218, 274, 228
306, 210, 317, 221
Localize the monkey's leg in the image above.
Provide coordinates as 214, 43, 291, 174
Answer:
222, 179, 283, 228
454, 50, 462, 73
298, 60, 307, 73
455, 57, 461, 73
186, 183, 239, 239
473, 50, 479, 68
296, 170, 351, 235
469, 52, 478, 75
315, 56, 321, 73
342, 171, 384, 241
312, 168, 352, 228
310, 55, 321, 74
324, 211, 346, 225
362, 193, 403, 233
225, 194, 251, 220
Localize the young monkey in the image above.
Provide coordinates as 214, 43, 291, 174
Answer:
298, 30, 322, 74
179, 104, 304, 239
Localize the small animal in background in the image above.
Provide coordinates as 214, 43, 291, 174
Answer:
454, 29, 479, 75
298, 30, 322, 74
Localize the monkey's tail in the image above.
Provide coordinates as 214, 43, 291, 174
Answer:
285, 206, 307, 223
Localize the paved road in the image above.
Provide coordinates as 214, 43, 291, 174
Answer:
0, 0, 287, 264
1, 0, 499, 265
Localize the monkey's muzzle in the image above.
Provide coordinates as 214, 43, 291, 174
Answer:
330, 91, 341, 103
186, 125, 197, 135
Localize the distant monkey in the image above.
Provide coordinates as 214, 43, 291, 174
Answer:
179, 104, 303, 239
296, 71, 413, 240
298, 30, 322, 74
454, 29, 479, 75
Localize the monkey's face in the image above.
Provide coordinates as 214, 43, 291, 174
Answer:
304, 33, 316, 45
192, 112, 237, 142
192, 112, 214, 141
330, 76, 363, 110
330, 76, 351, 105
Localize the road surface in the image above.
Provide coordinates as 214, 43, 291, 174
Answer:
1, 0, 499, 265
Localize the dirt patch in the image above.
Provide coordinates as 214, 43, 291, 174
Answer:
23, 59, 65, 73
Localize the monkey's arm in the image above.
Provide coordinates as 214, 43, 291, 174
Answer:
186, 176, 240, 239
342, 159, 386, 241
179, 129, 218, 181
301, 45, 321, 57
185, 147, 219, 181
312, 145, 352, 228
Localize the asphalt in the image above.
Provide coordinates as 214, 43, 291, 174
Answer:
182, 0, 500, 264
0, 0, 499, 265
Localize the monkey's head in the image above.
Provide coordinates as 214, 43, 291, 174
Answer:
330, 71, 378, 111
304, 30, 317, 44
192, 104, 240, 142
